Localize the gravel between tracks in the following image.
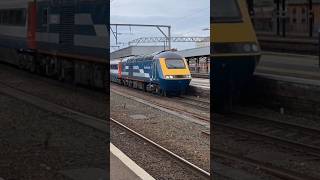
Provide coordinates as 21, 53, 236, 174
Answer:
111, 121, 206, 180
110, 90, 210, 172
0, 92, 108, 180
213, 121, 320, 179
0, 64, 210, 179
234, 105, 320, 129
111, 84, 210, 120
0, 64, 107, 119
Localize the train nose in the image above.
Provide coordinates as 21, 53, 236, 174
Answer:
161, 79, 191, 93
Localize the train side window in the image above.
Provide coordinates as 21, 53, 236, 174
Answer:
3, 10, 8, 24
42, 8, 48, 25
0, 10, 3, 24
16, 9, 26, 26
12, 10, 19, 25
292, 8, 296, 15
0, 9, 26, 26
293, 18, 297, 23
8, 10, 14, 25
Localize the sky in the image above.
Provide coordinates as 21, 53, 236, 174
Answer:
110, 0, 210, 52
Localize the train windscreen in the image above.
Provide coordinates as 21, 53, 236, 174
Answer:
165, 59, 186, 69
212, 0, 242, 22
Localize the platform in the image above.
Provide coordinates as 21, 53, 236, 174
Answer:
110, 143, 155, 180
190, 78, 210, 89
189, 78, 210, 97
256, 52, 320, 81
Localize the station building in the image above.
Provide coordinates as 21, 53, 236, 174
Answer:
253, 0, 320, 37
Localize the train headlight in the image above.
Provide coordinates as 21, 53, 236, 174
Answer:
251, 44, 259, 52
165, 75, 174, 79
170, 75, 174, 79
213, 43, 260, 54
243, 44, 251, 52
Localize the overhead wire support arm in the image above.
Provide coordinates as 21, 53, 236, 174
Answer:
110, 23, 172, 50
128, 37, 210, 46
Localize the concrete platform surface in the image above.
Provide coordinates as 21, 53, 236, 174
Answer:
190, 78, 210, 89
110, 143, 155, 180
257, 52, 320, 81
60, 168, 107, 180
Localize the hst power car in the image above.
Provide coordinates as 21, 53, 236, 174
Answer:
212, 0, 261, 112
111, 51, 192, 96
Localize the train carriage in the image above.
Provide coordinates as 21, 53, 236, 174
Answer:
0, 0, 108, 89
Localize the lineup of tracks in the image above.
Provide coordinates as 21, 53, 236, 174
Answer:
2, 61, 320, 179
111, 118, 210, 179
111, 83, 320, 179
113, 84, 320, 179
0, 79, 210, 179
214, 111, 320, 180
224, 111, 320, 157
111, 84, 210, 123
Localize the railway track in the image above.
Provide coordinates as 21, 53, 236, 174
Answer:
2, 75, 319, 179
111, 118, 210, 179
0, 80, 210, 179
218, 111, 320, 157
213, 148, 319, 180
211, 111, 320, 179
111, 84, 210, 122
173, 96, 210, 111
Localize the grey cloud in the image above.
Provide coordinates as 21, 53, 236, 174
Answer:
110, 0, 209, 51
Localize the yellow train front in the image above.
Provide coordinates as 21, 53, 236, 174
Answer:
212, 0, 261, 112
120, 51, 192, 96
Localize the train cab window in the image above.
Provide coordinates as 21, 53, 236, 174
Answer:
165, 59, 186, 69
212, 0, 242, 22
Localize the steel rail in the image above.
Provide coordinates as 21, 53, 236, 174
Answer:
110, 118, 210, 179
110, 85, 210, 122
0, 80, 210, 179
213, 149, 319, 180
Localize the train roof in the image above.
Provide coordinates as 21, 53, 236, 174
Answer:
110, 59, 121, 64
154, 51, 184, 59
123, 51, 184, 63
0, 0, 29, 9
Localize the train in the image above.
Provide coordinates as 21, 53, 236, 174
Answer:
212, 0, 261, 112
0, 0, 108, 89
110, 51, 192, 96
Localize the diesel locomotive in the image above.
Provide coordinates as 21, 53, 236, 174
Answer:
110, 51, 192, 96
212, 0, 261, 112
0, 0, 108, 89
